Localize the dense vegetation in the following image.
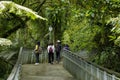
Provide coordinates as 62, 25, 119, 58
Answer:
0, 0, 120, 79
0, 46, 18, 79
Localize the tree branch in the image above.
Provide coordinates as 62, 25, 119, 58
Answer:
35, 0, 47, 12
1, 13, 29, 38
29, 1, 41, 6
21, 0, 27, 5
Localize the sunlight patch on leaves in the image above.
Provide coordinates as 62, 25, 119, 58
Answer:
108, 15, 120, 46
0, 38, 12, 46
0, 1, 47, 20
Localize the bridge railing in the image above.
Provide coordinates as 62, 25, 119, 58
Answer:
7, 47, 48, 80
62, 50, 120, 80
7, 47, 23, 80
21, 48, 48, 64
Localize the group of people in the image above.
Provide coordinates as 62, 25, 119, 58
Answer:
34, 40, 62, 65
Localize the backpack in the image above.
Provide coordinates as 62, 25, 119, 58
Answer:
35, 45, 42, 54
38, 47, 42, 54
49, 47, 53, 53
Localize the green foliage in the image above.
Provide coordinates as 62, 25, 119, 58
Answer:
62, 31, 70, 44
0, 1, 47, 47
61, 0, 120, 73
62, 17, 100, 51
0, 46, 18, 79
0, 1, 46, 20
108, 15, 120, 47
45, 0, 68, 41
0, 0, 120, 74
92, 47, 120, 72
0, 57, 12, 79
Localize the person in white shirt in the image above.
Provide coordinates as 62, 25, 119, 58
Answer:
47, 43, 55, 64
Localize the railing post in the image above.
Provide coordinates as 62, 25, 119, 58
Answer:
112, 75, 115, 80
79, 58, 82, 79
90, 65, 93, 80
104, 71, 107, 80
97, 68, 99, 79
85, 62, 87, 80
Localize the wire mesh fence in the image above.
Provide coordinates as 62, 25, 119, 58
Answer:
62, 50, 120, 80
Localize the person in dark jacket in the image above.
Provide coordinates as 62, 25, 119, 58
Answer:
55, 40, 61, 63
63, 44, 70, 50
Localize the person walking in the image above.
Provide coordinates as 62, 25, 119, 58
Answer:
47, 43, 55, 64
63, 44, 70, 50
55, 40, 61, 63
34, 41, 42, 65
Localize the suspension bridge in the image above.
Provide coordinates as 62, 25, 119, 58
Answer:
7, 47, 120, 80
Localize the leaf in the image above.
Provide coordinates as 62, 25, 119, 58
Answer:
114, 36, 120, 46
109, 35, 116, 41
0, 1, 47, 20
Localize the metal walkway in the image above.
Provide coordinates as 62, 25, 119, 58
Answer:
7, 47, 120, 80
20, 64, 76, 80
7, 47, 76, 80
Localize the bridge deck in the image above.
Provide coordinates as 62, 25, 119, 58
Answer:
20, 63, 76, 80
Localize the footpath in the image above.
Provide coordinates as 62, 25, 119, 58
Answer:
20, 63, 76, 80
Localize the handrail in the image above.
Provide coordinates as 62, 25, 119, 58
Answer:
7, 47, 48, 80
62, 50, 120, 80
70, 50, 120, 78
7, 47, 23, 80
21, 48, 48, 64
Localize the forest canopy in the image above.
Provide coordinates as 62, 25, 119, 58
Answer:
0, 0, 120, 73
